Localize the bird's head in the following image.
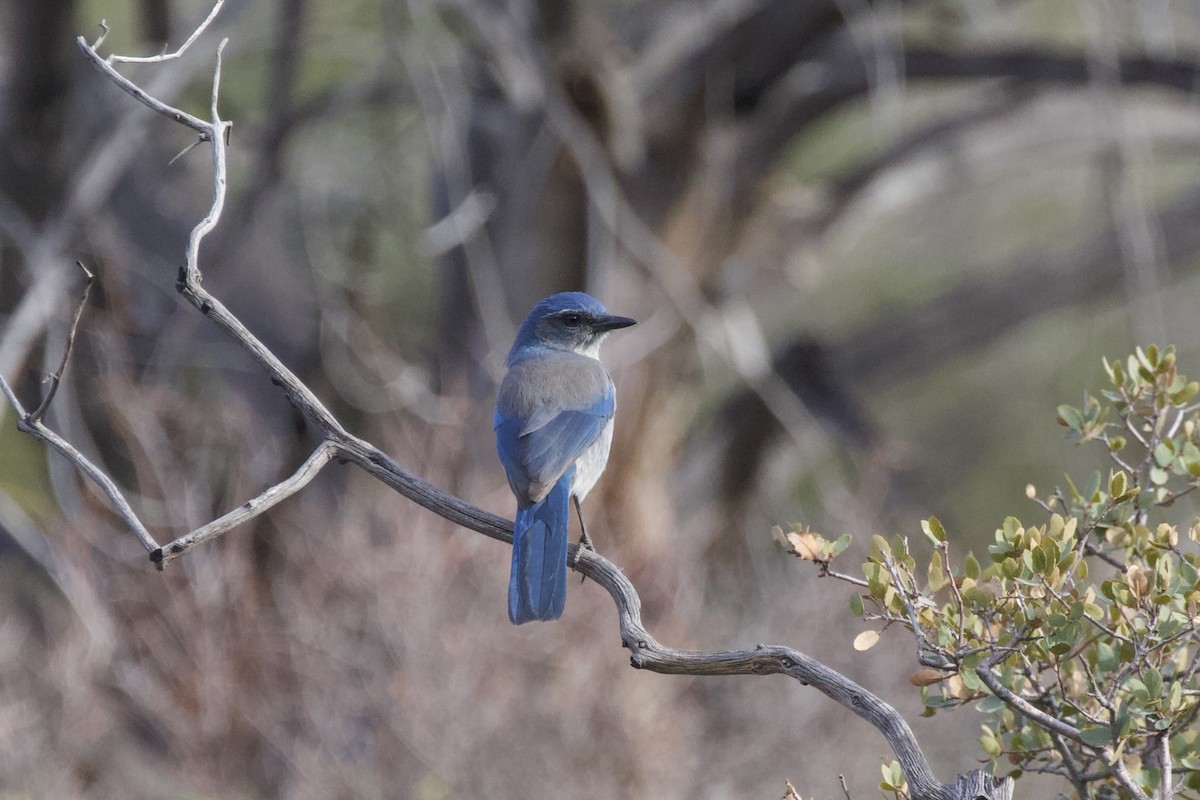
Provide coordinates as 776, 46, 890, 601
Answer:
509, 292, 636, 361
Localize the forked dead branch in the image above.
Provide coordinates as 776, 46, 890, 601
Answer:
0, 9, 1012, 800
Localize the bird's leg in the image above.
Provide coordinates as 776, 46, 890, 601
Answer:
572, 496, 595, 581
573, 495, 595, 552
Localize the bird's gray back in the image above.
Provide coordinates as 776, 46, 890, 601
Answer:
497, 350, 613, 417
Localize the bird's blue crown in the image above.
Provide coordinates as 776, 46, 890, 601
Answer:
508, 292, 613, 361
526, 292, 609, 321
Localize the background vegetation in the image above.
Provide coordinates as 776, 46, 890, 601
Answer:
3, 0, 1200, 797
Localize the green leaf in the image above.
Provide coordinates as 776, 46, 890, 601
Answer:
1144, 666, 1163, 700
1155, 441, 1176, 467
964, 553, 981, 580
1171, 381, 1200, 405
1079, 726, 1112, 747
963, 585, 995, 607
863, 562, 889, 598
1182, 442, 1200, 477
1110, 470, 1128, 498
927, 558, 946, 592
849, 592, 864, 617
1031, 547, 1046, 574
1180, 558, 1199, 588
1136, 346, 1157, 376
1049, 640, 1072, 656
1057, 404, 1084, 431
960, 667, 985, 692
1168, 681, 1183, 711
829, 533, 852, 557
922, 516, 947, 544
1097, 642, 1118, 672
1108, 357, 1127, 386
870, 534, 891, 561
977, 696, 1006, 714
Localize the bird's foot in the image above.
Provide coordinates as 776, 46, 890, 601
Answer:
573, 531, 596, 581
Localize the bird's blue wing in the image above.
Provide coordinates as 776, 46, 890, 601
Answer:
520, 394, 612, 494
495, 389, 613, 504
495, 409, 531, 500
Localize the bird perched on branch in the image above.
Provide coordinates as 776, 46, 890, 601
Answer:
495, 292, 636, 624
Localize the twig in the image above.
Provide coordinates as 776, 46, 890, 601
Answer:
0, 375, 158, 553
153, 442, 337, 563
106, 0, 226, 64
818, 563, 870, 587
30, 262, 93, 422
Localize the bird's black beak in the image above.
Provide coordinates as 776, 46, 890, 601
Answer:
594, 314, 637, 332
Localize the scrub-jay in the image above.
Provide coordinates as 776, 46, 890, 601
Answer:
495, 292, 636, 624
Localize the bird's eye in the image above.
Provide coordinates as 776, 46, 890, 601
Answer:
561, 313, 582, 328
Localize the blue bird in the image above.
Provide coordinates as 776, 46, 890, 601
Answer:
495, 292, 636, 624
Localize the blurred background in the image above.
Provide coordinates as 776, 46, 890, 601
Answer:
2, 0, 1200, 797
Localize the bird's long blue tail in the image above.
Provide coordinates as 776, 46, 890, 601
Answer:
508, 470, 573, 624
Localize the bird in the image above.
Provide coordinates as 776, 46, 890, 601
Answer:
494, 292, 636, 624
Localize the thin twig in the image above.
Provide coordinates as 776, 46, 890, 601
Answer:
818, 563, 871, 587
153, 442, 338, 565
30, 261, 93, 422
106, 0, 226, 64
0, 375, 159, 553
